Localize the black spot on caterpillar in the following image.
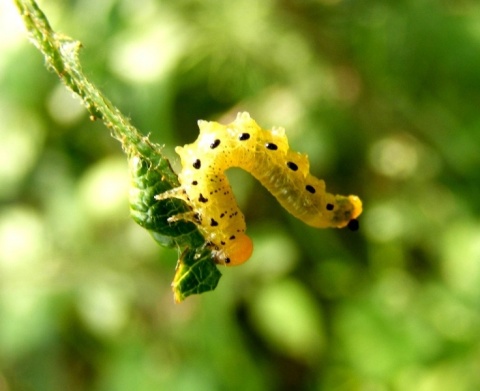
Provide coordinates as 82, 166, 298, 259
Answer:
156, 112, 362, 266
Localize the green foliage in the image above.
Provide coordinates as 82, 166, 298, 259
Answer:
128, 153, 204, 249
3, 0, 480, 390
172, 248, 222, 303
14, 0, 218, 302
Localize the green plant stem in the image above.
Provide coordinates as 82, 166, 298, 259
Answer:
14, 0, 220, 301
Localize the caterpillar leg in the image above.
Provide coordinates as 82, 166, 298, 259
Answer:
154, 187, 188, 202
166, 211, 199, 224
155, 188, 199, 224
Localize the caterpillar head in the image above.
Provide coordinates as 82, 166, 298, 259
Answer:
215, 233, 253, 266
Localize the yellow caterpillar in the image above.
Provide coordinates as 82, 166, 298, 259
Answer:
156, 112, 362, 266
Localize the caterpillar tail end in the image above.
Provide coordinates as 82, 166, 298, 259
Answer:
344, 195, 362, 231
349, 195, 363, 220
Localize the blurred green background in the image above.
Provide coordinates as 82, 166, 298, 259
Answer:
2, 0, 480, 390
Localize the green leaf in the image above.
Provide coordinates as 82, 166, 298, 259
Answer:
172, 248, 222, 303
14, 0, 221, 301
128, 153, 205, 249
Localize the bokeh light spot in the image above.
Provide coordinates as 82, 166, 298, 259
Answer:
370, 136, 419, 179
